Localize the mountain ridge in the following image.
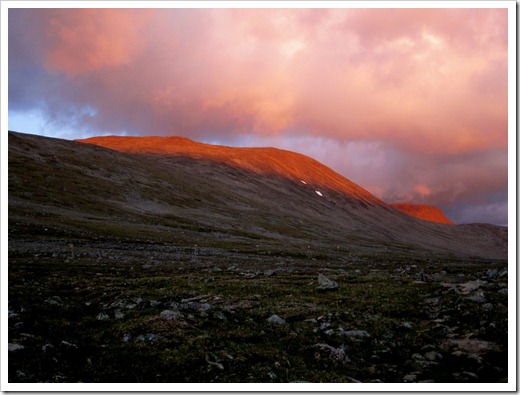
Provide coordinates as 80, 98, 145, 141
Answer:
77, 135, 384, 207
390, 203, 454, 225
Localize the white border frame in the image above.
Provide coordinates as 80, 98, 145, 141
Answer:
1, 1, 516, 392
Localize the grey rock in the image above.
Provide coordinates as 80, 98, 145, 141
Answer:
114, 310, 125, 319
403, 374, 417, 382
96, 312, 110, 321
8, 309, 19, 319
267, 314, 286, 325
182, 302, 212, 311
315, 343, 350, 363
466, 289, 486, 303
341, 330, 371, 339
136, 333, 164, 342
398, 322, 414, 330
314, 322, 332, 333
60, 341, 78, 349
160, 309, 183, 319
424, 351, 443, 361
316, 273, 338, 291
8, 343, 25, 352
420, 344, 436, 352
45, 296, 63, 306
416, 271, 428, 282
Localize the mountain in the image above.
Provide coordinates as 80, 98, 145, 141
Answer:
390, 203, 454, 225
9, 131, 507, 259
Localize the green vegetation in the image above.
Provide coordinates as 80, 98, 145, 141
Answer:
8, 239, 507, 383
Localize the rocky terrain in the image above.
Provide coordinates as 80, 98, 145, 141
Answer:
7, 131, 508, 384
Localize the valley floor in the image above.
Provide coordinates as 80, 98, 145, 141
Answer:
7, 234, 508, 385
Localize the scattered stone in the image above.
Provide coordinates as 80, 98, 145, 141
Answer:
160, 309, 183, 319
341, 330, 371, 339
212, 310, 227, 321
8, 343, 25, 352
459, 280, 486, 295
121, 334, 132, 342
316, 273, 338, 291
205, 353, 224, 370
136, 333, 164, 342
8, 309, 19, 319
424, 351, 443, 361
315, 343, 350, 363
397, 322, 414, 331
182, 295, 212, 303
60, 341, 78, 349
314, 322, 332, 333
403, 373, 417, 382
45, 296, 63, 305
114, 310, 125, 319
466, 289, 487, 303
267, 314, 286, 325
96, 312, 110, 321
416, 271, 428, 282
183, 302, 212, 311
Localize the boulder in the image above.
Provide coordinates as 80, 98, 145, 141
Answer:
316, 273, 338, 291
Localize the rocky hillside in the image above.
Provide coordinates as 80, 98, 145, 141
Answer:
390, 203, 454, 225
69, 133, 506, 259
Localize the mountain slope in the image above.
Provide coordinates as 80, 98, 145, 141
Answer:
9, 131, 507, 259
77, 135, 383, 206
390, 203, 454, 225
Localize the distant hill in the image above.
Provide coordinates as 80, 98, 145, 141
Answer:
390, 203, 454, 225
8, 131, 507, 259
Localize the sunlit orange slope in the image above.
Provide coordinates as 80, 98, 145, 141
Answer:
77, 135, 384, 206
390, 203, 454, 225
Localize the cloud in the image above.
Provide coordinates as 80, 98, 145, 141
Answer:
7, 7, 509, 225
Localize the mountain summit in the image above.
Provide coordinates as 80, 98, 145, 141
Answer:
9, 131, 507, 259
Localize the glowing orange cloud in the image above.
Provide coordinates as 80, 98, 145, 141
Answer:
44, 9, 154, 76
22, 8, 506, 155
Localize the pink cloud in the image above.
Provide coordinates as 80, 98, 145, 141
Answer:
18, 8, 506, 154
43, 9, 154, 76
8, 7, 509, 224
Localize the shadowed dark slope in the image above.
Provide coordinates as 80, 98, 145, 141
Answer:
9, 131, 506, 259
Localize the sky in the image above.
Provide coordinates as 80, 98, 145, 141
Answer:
7, 5, 510, 225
